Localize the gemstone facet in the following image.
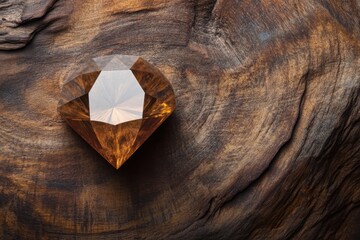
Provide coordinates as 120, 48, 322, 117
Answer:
59, 55, 176, 169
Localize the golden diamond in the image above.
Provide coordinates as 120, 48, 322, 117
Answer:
58, 55, 176, 169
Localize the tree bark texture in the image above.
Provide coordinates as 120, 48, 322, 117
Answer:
0, 0, 359, 239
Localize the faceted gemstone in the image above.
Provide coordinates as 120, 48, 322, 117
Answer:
58, 55, 176, 169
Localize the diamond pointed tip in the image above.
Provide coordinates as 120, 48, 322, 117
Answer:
59, 55, 175, 169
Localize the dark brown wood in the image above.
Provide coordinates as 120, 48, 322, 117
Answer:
0, 0, 359, 239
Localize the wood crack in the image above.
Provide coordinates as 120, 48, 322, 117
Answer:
218, 70, 310, 210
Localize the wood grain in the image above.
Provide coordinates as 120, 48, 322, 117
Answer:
0, 0, 359, 239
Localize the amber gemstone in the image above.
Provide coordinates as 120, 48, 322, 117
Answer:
58, 55, 176, 169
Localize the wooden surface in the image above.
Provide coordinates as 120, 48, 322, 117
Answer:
0, 0, 360, 239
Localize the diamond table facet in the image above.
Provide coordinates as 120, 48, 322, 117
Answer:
89, 70, 145, 125
59, 55, 176, 169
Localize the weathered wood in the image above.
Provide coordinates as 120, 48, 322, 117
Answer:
0, 0, 359, 239
0, 0, 70, 50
